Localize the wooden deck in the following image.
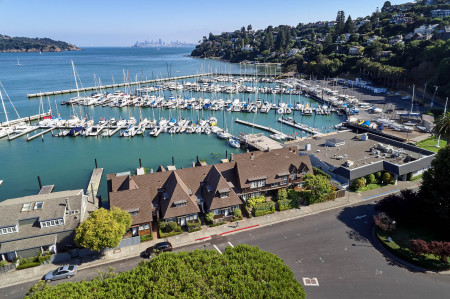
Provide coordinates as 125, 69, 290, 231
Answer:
38, 185, 54, 195
86, 168, 103, 212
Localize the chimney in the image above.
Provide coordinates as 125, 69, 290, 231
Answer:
250, 153, 254, 160
65, 198, 71, 213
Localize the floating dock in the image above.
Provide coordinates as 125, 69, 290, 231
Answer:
27, 73, 213, 98
27, 126, 57, 141
0, 111, 51, 128
8, 126, 39, 141
235, 118, 284, 135
277, 117, 321, 135
238, 133, 283, 151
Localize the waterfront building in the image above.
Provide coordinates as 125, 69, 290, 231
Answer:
0, 190, 94, 261
107, 148, 313, 229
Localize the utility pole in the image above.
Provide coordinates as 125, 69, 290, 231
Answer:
436, 97, 448, 148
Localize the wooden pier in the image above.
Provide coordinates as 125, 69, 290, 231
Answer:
238, 133, 283, 151
277, 117, 321, 135
0, 111, 51, 128
26, 73, 213, 98
86, 168, 103, 211
38, 185, 54, 195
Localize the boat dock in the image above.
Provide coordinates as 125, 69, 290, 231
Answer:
26, 73, 213, 98
86, 168, 103, 211
0, 111, 52, 128
238, 133, 283, 151
235, 118, 284, 135
108, 126, 125, 137
277, 117, 321, 135
27, 126, 57, 141
38, 185, 54, 195
7, 126, 40, 141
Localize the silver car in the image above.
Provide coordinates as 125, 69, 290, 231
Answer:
44, 265, 78, 282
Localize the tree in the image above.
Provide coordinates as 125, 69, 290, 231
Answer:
381, 1, 392, 12
93, 267, 117, 281
26, 245, 306, 298
433, 112, 450, 142
247, 24, 252, 31
419, 146, 450, 224
303, 174, 333, 198
335, 10, 346, 35
277, 189, 288, 201
352, 178, 365, 191
366, 173, 376, 185
205, 212, 214, 223
382, 172, 392, 184
344, 16, 356, 33
74, 207, 132, 252
233, 207, 242, 218
374, 212, 396, 232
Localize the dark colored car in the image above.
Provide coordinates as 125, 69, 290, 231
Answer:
142, 242, 173, 258
44, 265, 78, 282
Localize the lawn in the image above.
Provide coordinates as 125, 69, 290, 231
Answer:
416, 137, 447, 153
377, 227, 450, 271
357, 183, 383, 192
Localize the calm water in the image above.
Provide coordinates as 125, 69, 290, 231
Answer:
0, 48, 343, 203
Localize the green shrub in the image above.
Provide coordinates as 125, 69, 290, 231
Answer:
278, 199, 298, 211
158, 229, 183, 238
244, 206, 253, 218
188, 226, 202, 233
253, 201, 275, 217
140, 234, 153, 242
313, 166, 331, 179
168, 221, 178, 231
159, 221, 167, 231
352, 178, 365, 191
0, 260, 8, 267
247, 196, 266, 207
208, 221, 226, 227
287, 189, 300, 200
233, 208, 242, 218
366, 173, 376, 185
205, 212, 214, 224
17, 262, 40, 270
276, 189, 288, 201
382, 172, 393, 184
375, 171, 382, 182
187, 219, 202, 233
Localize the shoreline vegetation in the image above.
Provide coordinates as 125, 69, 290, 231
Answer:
0, 34, 80, 53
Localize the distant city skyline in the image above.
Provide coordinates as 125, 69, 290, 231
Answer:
0, 0, 407, 47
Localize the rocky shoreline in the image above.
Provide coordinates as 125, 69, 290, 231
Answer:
0, 46, 81, 53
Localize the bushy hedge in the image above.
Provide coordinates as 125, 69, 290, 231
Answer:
158, 221, 183, 238
159, 229, 183, 238
17, 262, 40, 270
247, 196, 266, 208
313, 167, 331, 179
25, 245, 306, 298
140, 234, 153, 242
187, 219, 202, 233
277, 199, 298, 211
253, 201, 275, 217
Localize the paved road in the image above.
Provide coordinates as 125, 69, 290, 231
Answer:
2, 198, 449, 299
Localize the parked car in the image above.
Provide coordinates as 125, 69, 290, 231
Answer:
44, 265, 78, 282
142, 242, 173, 258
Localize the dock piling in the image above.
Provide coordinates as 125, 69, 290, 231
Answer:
95, 158, 98, 169
172, 156, 175, 166
37, 176, 42, 190
139, 158, 142, 168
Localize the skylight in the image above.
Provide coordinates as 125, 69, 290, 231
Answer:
21, 203, 32, 212
34, 201, 44, 210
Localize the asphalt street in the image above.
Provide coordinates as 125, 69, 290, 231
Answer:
2, 198, 449, 299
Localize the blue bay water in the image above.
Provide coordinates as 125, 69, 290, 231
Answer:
0, 47, 344, 202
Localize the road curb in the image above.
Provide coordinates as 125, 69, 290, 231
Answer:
370, 228, 449, 275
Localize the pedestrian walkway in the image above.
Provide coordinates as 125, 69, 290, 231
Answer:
0, 180, 421, 288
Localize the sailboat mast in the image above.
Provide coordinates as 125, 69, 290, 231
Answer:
0, 90, 10, 124
72, 60, 80, 98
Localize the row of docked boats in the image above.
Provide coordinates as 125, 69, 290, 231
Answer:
61, 93, 332, 116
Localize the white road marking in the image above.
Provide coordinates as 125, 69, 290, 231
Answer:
355, 215, 367, 220
213, 245, 222, 254
228, 242, 234, 248
376, 269, 383, 275
319, 257, 325, 263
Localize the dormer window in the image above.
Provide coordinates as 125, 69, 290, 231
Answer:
174, 200, 187, 207
21, 203, 32, 212
220, 192, 229, 198
280, 176, 288, 185
34, 201, 44, 210
291, 173, 297, 180
250, 180, 266, 188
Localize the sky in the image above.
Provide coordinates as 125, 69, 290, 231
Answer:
0, 0, 408, 47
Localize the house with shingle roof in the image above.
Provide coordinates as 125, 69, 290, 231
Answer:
107, 148, 313, 230
0, 190, 94, 262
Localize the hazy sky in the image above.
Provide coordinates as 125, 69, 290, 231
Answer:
0, 0, 406, 47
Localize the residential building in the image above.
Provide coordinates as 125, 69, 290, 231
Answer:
357, 19, 371, 30
107, 148, 313, 229
414, 24, 438, 35
431, 9, 450, 18
366, 35, 380, 45
241, 45, 253, 51
348, 46, 362, 56
287, 48, 300, 57
0, 190, 94, 261
389, 35, 404, 45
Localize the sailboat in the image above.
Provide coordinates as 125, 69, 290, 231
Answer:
17, 58, 21, 67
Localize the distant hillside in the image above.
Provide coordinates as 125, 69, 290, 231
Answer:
0, 35, 80, 52
192, 0, 450, 98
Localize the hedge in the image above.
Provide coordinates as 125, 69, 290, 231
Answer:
253, 202, 275, 217
159, 229, 183, 238
312, 167, 331, 179
187, 219, 202, 233
277, 199, 298, 211
140, 234, 153, 242
17, 262, 40, 270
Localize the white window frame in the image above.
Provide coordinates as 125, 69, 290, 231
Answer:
257, 180, 266, 187
291, 173, 297, 180
34, 201, 44, 210
280, 176, 288, 185
21, 203, 32, 212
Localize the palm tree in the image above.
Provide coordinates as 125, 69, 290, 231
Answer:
433, 111, 450, 144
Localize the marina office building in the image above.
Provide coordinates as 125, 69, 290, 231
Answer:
107, 148, 313, 235
0, 190, 94, 262
289, 131, 435, 186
